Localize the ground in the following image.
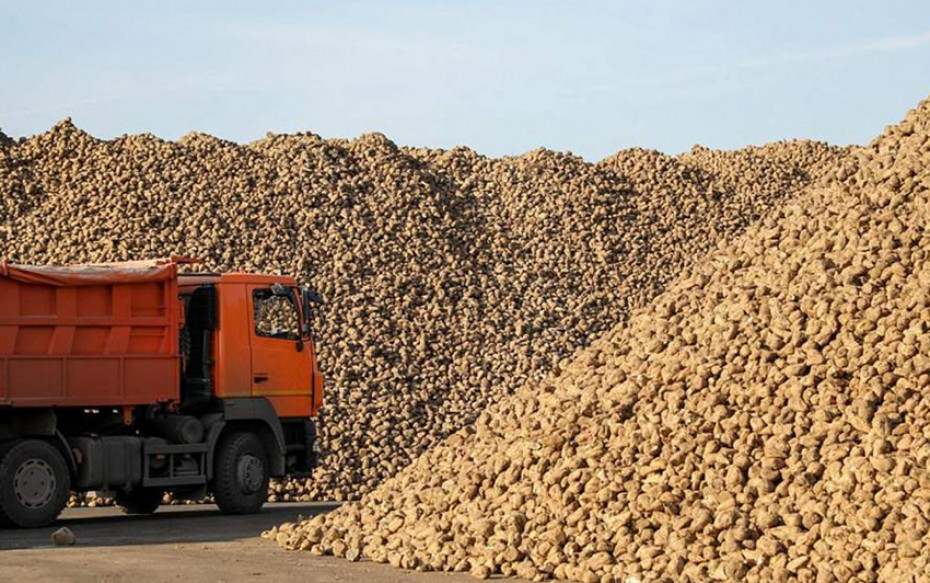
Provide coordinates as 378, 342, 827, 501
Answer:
0, 502, 489, 582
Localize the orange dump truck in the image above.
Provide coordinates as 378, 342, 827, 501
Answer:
0, 258, 323, 527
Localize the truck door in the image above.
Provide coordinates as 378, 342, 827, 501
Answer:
247, 285, 312, 400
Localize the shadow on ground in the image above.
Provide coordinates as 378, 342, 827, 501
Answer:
0, 502, 338, 550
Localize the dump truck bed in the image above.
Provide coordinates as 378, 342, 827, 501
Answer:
0, 260, 182, 408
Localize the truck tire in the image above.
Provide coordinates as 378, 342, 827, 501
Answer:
115, 488, 163, 515
211, 431, 268, 515
0, 441, 12, 528
0, 439, 71, 528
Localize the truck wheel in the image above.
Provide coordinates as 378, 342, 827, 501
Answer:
115, 488, 163, 515
211, 431, 268, 515
0, 439, 70, 528
0, 441, 12, 528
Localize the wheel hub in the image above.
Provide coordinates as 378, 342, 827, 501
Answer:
13, 458, 56, 509
236, 454, 264, 493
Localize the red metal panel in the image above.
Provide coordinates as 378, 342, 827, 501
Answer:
68, 359, 121, 400
0, 280, 16, 318
15, 327, 52, 354
73, 327, 108, 354
0, 262, 181, 408
0, 328, 13, 354
49, 326, 76, 355
213, 283, 252, 399
125, 358, 176, 401
8, 359, 64, 400
20, 284, 55, 316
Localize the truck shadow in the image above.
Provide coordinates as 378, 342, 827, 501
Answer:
0, 502, 340, 550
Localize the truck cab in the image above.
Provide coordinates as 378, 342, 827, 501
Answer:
178, 273, 324, 474
0, 259, 324, 528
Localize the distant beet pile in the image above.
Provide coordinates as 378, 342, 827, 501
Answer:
0, 122, 840, 502
270, 100, 930, 581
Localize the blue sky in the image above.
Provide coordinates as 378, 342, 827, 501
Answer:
1, 1, 929, 160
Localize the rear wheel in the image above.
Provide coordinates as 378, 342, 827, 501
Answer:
0, 439, 70, 528
115, 488, 163, 515
211, 431, 268, 515
0, 441, 12, 528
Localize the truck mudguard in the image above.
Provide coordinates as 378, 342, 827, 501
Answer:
217, 397, 287, 476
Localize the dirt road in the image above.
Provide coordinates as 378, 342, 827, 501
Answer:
0, 503, 484, 582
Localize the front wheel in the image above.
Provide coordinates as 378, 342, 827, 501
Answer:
0, 439, 71, 528
211, 431, 268, 515
115, 488, 163, 515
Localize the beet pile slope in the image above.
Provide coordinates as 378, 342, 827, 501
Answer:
0, 124, 840, 501
272, 100, 930, 582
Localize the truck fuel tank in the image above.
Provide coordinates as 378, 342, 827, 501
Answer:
150, 415, 204, 444
69, 436, 143, 490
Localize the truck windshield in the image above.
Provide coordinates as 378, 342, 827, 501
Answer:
252, 289, 300, 341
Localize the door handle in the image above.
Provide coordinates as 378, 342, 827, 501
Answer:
254, 374, 269, 383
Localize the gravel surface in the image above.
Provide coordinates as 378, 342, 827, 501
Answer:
0, 503, 493, 583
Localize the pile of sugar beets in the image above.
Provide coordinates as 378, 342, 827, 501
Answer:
269, 97, 930, 583
0, 120, 840, 506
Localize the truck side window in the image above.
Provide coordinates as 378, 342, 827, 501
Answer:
252, 289, 300, 341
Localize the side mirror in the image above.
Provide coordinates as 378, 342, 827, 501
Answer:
300, 288, 323, 338
302, 289, 323, 305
